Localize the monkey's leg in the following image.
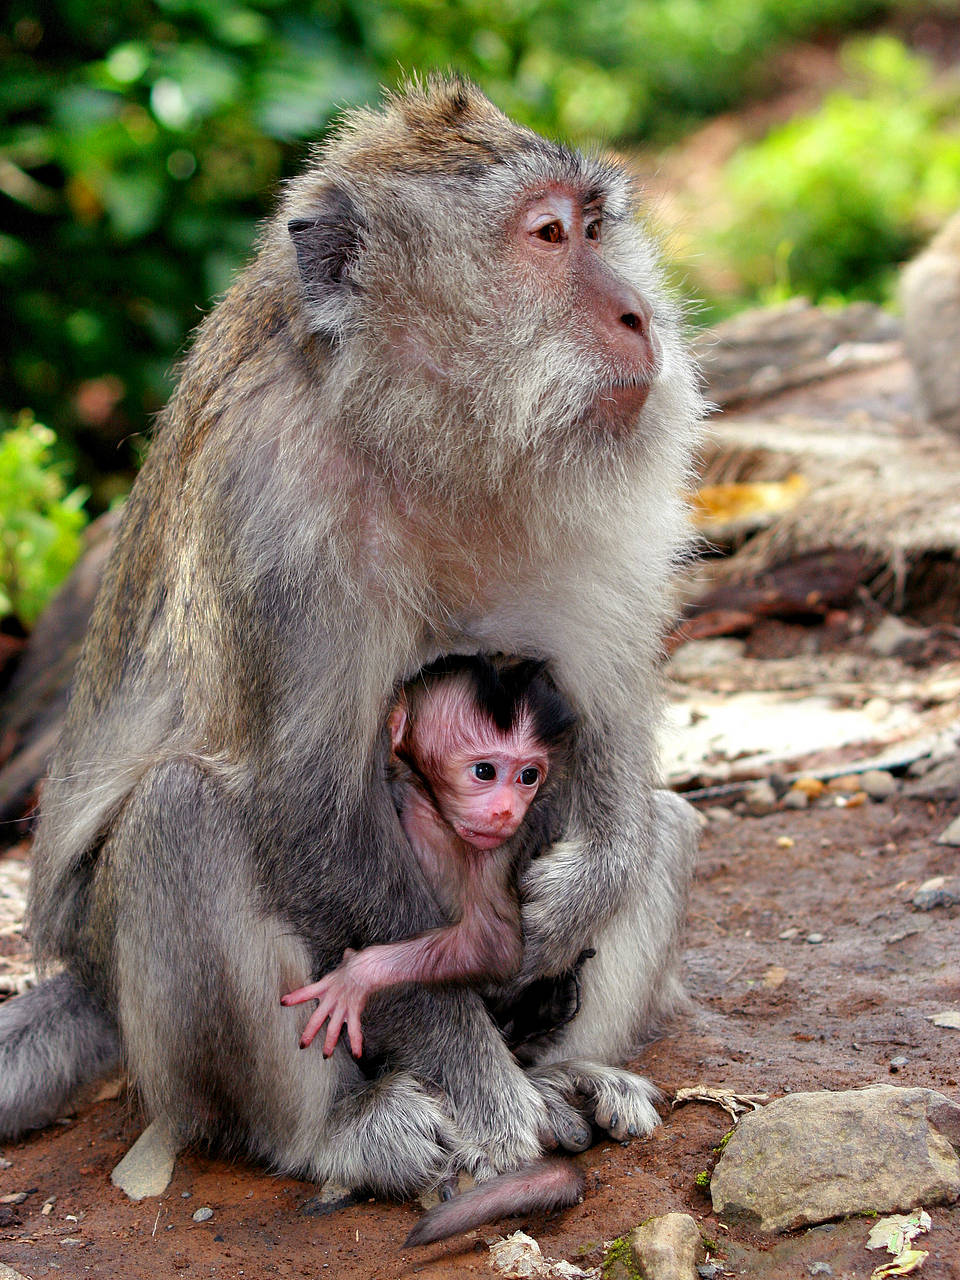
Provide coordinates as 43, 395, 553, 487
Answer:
107, 760, 456, 1196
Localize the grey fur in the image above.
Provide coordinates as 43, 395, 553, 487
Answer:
1, 77, 701, 1210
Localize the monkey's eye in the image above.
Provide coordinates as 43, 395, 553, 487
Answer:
536, 221, 564, 245
519, 767, 540, 787
585, 218, 602, 242
472, 762, 497, 781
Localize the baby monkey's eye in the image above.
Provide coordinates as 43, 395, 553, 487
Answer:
519, 767, 540, 786
472, 762, 496, 781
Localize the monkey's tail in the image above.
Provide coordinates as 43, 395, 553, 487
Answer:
0, 972, 120, 1140
405, 1157, 584, 1247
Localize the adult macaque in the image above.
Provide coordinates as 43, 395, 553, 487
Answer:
283, 655, 574, 1059
0, 76, 701, 1226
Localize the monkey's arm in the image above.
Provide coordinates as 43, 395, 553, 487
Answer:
283, 853, 523, 1058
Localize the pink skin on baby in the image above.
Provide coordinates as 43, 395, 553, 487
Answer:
281, 682, 548, 1057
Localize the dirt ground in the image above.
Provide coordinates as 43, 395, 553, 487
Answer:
1, 784, 958, 1280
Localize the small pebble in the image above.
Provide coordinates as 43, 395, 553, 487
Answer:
779, 927, 800, 940
181, 1191, 191, 1198
698, 1265, 724, 1279
805, 933, 825, 944
776, 836, 794, 848
860, 769, 897, 801
745, 780, 777, 816
912, 876, 960, 910
0, 1158, 11, 1171
889, 1055, 909, 1072
192, 1207, 214, 1223
704, 806, 736, 824
0, 1193, 28, 1205
783, 789, 808, 810
809, 1264, 833, 1277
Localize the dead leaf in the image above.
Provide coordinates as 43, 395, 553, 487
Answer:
927, 1011, 960, 1029
871, 1250, 928, 1278
672, 1086, 769, 1122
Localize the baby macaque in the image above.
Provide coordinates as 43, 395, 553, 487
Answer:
282, 656, 573, 1058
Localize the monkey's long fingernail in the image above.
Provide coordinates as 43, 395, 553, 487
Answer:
609, 1112, 619, 1129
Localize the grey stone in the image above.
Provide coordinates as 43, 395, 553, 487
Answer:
936, 815, 960, 846
744, 780, 778, 816
300, 1182, 360, 1216
0, 1265, 31, 1280
110, 1116, 180, 1201
913, 876, 960, 910
904, 754, 960, 801
782, 789, 809, 810
667, 638, 746, 681
710, 1085, 960, 1232
867, 615, 925, 658
860, 770, 898, 801
192, 1206, 214, 1222
629, 1213, 705, 1280
704, 806, 737, 824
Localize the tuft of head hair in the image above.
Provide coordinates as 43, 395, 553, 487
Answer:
413, 654, 574, 747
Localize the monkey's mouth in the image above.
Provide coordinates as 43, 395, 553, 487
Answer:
456, 824, 511, 850
599, 379, 651, 415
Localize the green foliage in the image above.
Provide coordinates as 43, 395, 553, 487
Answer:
0, 1, 909, 497
0, 414, 88, 626
695, 1169, 711, 1187
712, 35, 960, 307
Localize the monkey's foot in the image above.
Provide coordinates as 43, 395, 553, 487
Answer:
327, 1071, 457, 1198
524, 1066, 592, 1152
451, 1071, 549, 1184
527, 1061, 661, 1143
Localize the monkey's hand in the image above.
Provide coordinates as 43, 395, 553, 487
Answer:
280, 949, 369, 1059
515, 839, 599, 984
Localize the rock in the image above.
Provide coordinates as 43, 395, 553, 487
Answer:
300, 1182, 359, 1216
867, 614, 926, 658
904, 754, 960, 801
936, 815, 960, 846
744, 780, 777, 816
192, 1206, 214, 1223
913, 876, 960, 910
667, 638, 746, 681
110, 1116, 180, 1200
710, 1085, 960, 1232
782, 789, 808, 810
860, 770, 897, 801
704, 806, 736, 824
0, 1265, 31, 1280
629, 1213, 705, 1280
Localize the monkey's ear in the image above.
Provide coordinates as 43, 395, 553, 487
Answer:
288, 186, 364, 337
387, 702, 408, 753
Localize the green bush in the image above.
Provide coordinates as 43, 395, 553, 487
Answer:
712, 35, 960, 307
0, 414, 88, 626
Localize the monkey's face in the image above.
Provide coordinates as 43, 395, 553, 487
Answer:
398, 681, 550, 851
282, 79, 699, 495
432, 734, 548, 851
510, 186, 662, 433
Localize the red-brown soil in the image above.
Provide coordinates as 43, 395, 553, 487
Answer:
2, 790, 958, 1279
